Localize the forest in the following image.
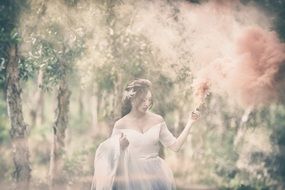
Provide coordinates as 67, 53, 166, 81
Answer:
1, 0, 285, 190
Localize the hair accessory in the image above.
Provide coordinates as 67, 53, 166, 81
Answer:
123, 89, 136, 99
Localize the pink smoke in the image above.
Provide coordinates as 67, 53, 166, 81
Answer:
128, 0, 285, 109
193, 26, 285, 108
228, 27, 285, 107
192, 78, 211, 109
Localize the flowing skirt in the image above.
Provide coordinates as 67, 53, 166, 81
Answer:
114, 156, 176, 190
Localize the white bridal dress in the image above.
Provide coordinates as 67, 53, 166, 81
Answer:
91, 122, 177, 190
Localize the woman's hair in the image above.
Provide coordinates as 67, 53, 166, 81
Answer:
121, 79, 152, 118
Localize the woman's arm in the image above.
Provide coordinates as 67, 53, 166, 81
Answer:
168, 112, 199, 152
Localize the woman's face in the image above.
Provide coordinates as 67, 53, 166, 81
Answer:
132, 90, 152, 113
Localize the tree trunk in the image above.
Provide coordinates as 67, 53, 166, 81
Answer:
91, 93, 99, 134
49, 64, 71, 190
30, 69, 44, 127
6, 44, 31, 190
78, 87, 84, 118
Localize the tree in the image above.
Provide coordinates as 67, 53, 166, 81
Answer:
19, 1, 84, 188
0, 0, 31, 189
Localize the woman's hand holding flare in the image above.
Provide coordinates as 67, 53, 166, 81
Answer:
187, 109, 200, 126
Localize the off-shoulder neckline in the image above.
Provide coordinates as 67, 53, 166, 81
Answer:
118, 122, 165, 135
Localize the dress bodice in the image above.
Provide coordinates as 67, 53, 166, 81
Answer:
112, 122, 177, 159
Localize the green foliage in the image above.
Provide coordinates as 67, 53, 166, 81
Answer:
153, 74, 176, 116
23, 23, 85, 91
96, 64, 116, 92
0, 0, 28, 86
242, 0, 285, 41
62, 137, 103, 185
64, 0, 80, 7
266, 105, 285, 189
0, 93, 9, 145
0, 0, 26, 43
19, 57, 37, 81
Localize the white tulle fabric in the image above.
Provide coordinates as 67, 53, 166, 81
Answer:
91, 122, 177, 190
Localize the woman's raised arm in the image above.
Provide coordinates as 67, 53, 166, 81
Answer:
161, 111, 199, 152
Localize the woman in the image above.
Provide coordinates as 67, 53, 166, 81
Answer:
91, 79, 199, 190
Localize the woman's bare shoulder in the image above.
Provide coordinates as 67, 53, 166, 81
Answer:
114, 117, 128, 129
147, 112, 164, 123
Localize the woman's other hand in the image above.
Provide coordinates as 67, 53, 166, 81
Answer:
119, 133, 129, 150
